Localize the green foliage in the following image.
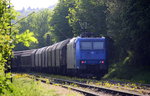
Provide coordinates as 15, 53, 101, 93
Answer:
105, 0, 150, 82
0, 0, 17, 94
0, 0, 39, 95
16, 30, 38, 47
50, 0, 74, 41
67, 0, 107, 36
104, 61, 150, 83
15, 9, 54, 50
3, 77, 59, 96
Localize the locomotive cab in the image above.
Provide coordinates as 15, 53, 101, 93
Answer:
76, 37, 107, 73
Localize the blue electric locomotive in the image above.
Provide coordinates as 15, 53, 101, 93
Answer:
67, 37, 108, 76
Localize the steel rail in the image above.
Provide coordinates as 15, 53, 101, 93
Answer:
28, 73, 150, 88
53, 78, 142, 96
34, 77, 100, 96
27, 73, 147, 96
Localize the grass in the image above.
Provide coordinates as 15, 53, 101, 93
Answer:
2, 74, 83, 96
2, 76, 59, 96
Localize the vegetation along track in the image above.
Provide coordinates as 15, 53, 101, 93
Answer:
31, 75, 100, 96
28, 73, 144, 96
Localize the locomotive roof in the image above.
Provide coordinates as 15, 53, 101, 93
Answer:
76, 36, 105, 40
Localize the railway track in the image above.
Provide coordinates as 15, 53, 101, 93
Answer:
34, 76, 99, 96
52, 78, 143, 96
28, 74, 144, 96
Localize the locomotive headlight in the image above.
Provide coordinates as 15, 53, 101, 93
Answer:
81, 60, 86, 64
100, 60, 104, 64
101, 61, 104, 64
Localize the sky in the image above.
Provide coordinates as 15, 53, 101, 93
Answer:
11, 0, 59, 10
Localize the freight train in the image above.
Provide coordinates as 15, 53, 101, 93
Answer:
12, 36, 112, 78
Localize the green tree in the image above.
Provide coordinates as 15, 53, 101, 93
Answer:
105, 0, 150, 81
67, 0, 107, 36
0, 0, 37, 94
107, 0, 150, 66
50, 0, 74, 41
15, 9, 53, 50
0, 0, 17, 94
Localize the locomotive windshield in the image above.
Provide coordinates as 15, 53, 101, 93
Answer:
80, 41, 104, 50
93, 42, 104, 49
80, 42, 92, 50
